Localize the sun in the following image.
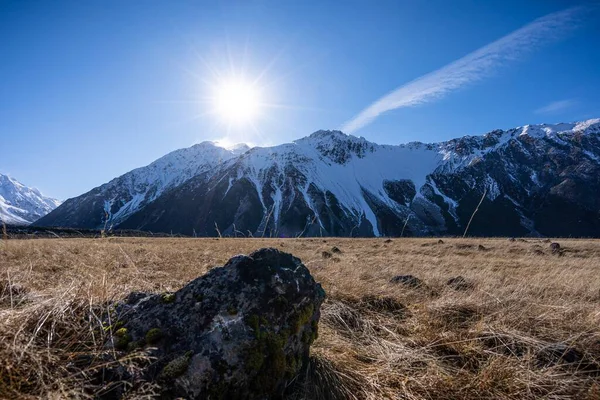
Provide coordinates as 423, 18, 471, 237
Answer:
213, 80, 262, 125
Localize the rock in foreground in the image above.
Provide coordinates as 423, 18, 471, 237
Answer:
111, 248, 325, 399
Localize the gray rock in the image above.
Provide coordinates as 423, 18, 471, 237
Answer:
108, 248, 325, 399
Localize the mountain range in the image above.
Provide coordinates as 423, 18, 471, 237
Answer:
35, 119, 600, 237
0, 174, 61, 225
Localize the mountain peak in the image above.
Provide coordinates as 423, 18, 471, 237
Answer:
294, 130, 374, 164
228, 143, 251, 154
308, 129, 347, 139
0, 173, 61, 225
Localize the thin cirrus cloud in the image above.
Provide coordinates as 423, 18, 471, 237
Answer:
535, 99, 578, 114
341, 7, 587, 134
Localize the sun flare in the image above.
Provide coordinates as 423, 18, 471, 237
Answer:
213, 80, 261, 125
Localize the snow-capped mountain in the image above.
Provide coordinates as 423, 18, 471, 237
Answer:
36, 119, 600, 237
34, 142, 249, 229
0, 174, 61, 225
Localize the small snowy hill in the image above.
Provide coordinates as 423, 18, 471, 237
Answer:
0, 174, 61, 225
37, 119, 600, 237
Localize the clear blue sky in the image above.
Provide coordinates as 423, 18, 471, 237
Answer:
1, 0, 599, 200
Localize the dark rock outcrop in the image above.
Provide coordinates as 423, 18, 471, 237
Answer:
108, 248, 325, 399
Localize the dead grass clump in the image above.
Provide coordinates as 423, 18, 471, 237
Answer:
289, 354, 370, 400
359, 295, 407, 315
0, 279, 29, 307
446, 276, 474, 291
320, 300, 374, 340
0, 283, 155, 399
427, 302, 482, 330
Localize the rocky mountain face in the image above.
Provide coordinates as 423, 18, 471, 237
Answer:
0, 174, 61, 225
36, 119, 600, 237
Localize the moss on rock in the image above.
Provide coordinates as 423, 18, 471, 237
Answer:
161, 292, 176, 304
114, 327, 131, 350
242, 313, 304, 395
145, 328, 163, 345
160, 353, 192, 381
293, 304, 315, 333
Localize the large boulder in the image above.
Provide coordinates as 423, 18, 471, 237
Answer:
109, 248, 325, 399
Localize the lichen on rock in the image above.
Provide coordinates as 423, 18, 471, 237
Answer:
108, 248, 325, 399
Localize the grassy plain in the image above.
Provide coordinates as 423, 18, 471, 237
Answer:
1, 237, 599, 399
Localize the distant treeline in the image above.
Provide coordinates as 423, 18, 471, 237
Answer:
1, 224, 189, 239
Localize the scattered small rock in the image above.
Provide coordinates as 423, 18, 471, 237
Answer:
331, 246, 342, 254
360, 295, 406, 314
550, 242, 561, 254
536, 343, 583, 367
384, 238, 393, 243
447, 276, 474, 291
321, 251, 332, 259
390, 275, 423, 288
455, 243, 474, 249
477, 245, 487, 251
105, 248, 325, 399
438, 239, 444, 244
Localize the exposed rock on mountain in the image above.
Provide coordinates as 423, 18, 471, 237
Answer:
37, 119, 600, 237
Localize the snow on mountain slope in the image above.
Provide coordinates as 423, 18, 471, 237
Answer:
0, 174, 61, 225
40, 119, 600, 237
226, 131, 444, 236
34, 141, 249, 228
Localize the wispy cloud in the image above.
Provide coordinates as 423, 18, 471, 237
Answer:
342, 7, 587, 133
535, 98, 577, 114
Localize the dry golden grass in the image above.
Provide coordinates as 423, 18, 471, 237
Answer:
1, 237, 599, 399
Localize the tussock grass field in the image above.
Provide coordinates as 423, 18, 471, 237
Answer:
1, 237, 599, 399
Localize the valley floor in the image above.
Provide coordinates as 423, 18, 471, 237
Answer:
1, 237, 599, 399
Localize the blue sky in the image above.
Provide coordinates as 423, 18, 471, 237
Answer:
1, 0, 599, 200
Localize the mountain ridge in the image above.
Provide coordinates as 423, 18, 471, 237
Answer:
36, 119, 600, 237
